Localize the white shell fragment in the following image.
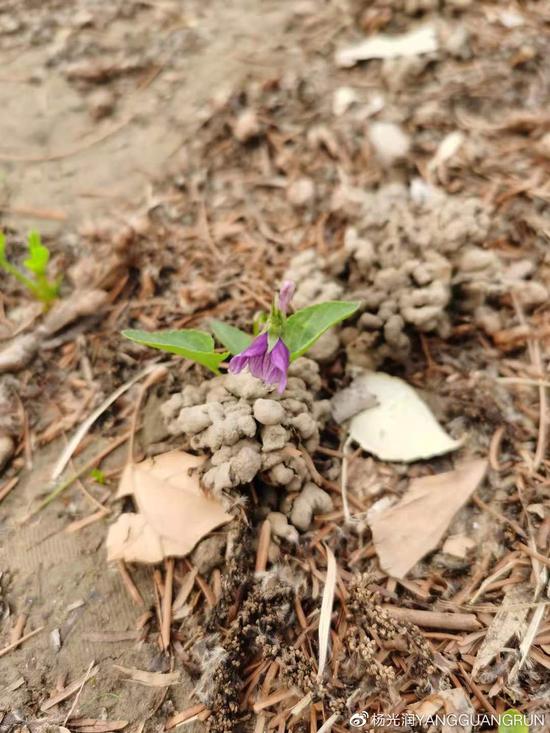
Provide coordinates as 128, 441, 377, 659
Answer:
335, 25, 438, 68
348, 372, 462, 462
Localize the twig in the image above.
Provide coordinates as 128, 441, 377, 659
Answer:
316, 712, 340, 733
383, 606, 480, 631
509, 602, 546, 681
26, 429, 132, 518
41, 665, 99, 711
518, 543, 550, 568
117, 561, 144, 607
9, 613, 27, 644
252, 688, 297, 713
488, 426, 506, 471
0, 204, 67, 221
0, 116, 136, 163
166, 704, 206, 729
51, 363, 158, 482
161, 558, 174, 650
457, 662, 497, 716
0, 476, 19, 503
172, 567, 198, 614
255, 519, 271, 573
340, 436, 353, 524
63, 660, 96, 725
0, 625, 43, 658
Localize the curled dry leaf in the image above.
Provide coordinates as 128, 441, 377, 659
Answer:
410, 688, 474, 733
107, 451, 232, 564
369, 459, 487, 578
442, 534, 476, 559
114, 665, 181, 687
471, 584, 528, 678
348, 372, 462, 462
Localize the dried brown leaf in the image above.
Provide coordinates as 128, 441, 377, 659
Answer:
113, 665, 181, 687
369, 459, 487, 578
69, 719, 128, 733
411, 689, 474, 733
472, 584, 528, 678
107, 451, 232, 564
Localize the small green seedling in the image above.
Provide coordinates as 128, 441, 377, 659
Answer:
0, 230, 61, 305
89, 468, 106, 484
498, 709, 529, 733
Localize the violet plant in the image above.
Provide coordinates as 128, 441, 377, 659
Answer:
0, 230, 61, 305
122, 281, 359, 392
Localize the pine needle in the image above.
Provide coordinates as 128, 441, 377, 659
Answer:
316, 712, 339, 733
317, 545, 337, 681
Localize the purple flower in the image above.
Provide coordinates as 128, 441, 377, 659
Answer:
229, 332, 290, 394
278, 280, 295, 314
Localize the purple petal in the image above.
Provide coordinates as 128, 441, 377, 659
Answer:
266, 339, 290, 393
270, 339, 290, 371
240, 332, 268, 357
228, 332, 268, 374
248, 354, 267, 379
276, 372, 287, 394
228, 354, 248, 374
278, 280, 295, 314
228, 332, 289, 394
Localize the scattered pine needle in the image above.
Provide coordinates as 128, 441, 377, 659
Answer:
317, 545, 337, 680
161, 558, 174, 650
51, 363, 158, 482
255, 519, 271, 573
0, 476, 19, 503
0, 625, 42, 659
117, 560, 144, 607
316, 712, 339, 733
166, 704, 206, 729
63, 660, 96, 726
26, 429, 133, 519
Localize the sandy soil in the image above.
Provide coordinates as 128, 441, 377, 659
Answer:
0, 0, 293, 234
1, 0, 298, 727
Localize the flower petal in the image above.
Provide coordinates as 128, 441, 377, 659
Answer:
270, 339, 290, 372
278, 280, 295, 314
241, 332, 269, 357
228, 332, 268, 375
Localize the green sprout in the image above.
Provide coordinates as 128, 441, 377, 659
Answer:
0, 230, 61, 305
89, 468, 106, 484
499, 709, 529, 733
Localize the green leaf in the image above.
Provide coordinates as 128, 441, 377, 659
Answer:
23, 230, 50, 275
122, 328, 228, 374
210, 320, 253, 355
90, 468, 106, 484
283, 301, 360, 360
498, 709, 529, 733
